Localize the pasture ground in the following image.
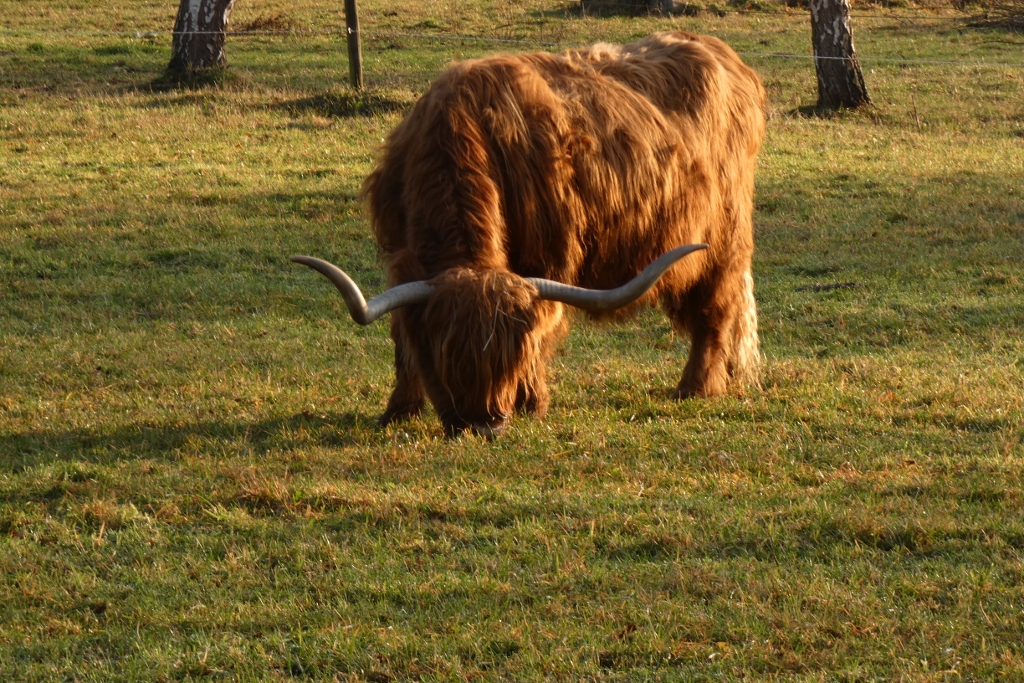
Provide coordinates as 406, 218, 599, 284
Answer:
2, 1, 1023, 680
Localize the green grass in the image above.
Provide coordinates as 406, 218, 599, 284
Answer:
2, 1, 1024, 681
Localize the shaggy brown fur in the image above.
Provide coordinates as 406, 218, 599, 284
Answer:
362, 31, 766, 435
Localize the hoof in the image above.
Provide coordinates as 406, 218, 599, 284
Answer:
378, 403, 422, 427
443, 415, 509, 440
671, 386, 698, 400
672, 381, 726, 400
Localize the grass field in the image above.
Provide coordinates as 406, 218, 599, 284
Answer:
2, 1, 1024, 680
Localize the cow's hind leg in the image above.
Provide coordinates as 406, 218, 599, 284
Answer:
379, 316, 425, 426
666, 263, 759, 398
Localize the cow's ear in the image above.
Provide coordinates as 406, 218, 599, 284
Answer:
387, 248, 428, 286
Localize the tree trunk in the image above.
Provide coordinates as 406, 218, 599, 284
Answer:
809, 0, 870, 110
168, 0, 237, 74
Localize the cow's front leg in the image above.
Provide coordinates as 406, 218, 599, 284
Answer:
378, 315, 425, 426
514, 301, 567, 417
515, 363, 550, 418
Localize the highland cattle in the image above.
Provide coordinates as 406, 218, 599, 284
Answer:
293, 31, 766, 436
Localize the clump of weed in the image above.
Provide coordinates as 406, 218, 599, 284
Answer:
969, 0, 1024, 29
580, 0, 674, 15
236, 12, 299, 33
281, 89, 415, 118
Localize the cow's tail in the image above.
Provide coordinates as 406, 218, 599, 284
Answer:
729, 267, 761, 391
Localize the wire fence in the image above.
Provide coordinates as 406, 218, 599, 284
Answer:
0, 3, 998, 35
2, 14, 1023, 99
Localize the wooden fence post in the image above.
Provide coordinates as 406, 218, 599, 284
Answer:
344, 0, 363, 89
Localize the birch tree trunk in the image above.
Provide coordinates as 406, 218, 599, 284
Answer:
809, 0, 870, 110
168, 0, 237, 74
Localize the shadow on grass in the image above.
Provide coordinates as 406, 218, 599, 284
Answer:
789, 103, 873, 119
149, 66, 248, 92
0, 411, 380, 472
596, 515, 1024, 564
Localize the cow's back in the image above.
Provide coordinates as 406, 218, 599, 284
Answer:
362, 32, 765, 295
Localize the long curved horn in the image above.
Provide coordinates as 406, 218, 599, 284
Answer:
290, 255, 434, 325
527, 243, 707, 311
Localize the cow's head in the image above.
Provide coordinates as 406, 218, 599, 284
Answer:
409, 267, 541, 436
291, 244, 706, 436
